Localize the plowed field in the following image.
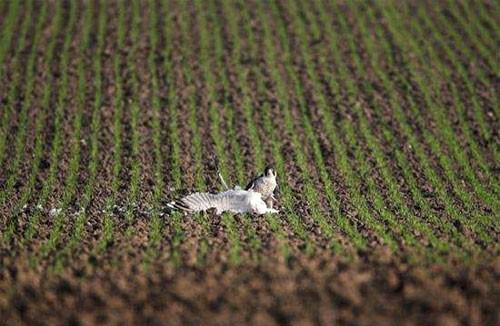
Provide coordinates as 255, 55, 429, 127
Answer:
0, 0, 499, 324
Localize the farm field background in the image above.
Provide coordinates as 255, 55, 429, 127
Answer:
0, 0, 498, 324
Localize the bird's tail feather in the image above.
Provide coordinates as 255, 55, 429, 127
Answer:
168, 192, 218, 213
166, 200, 193, 213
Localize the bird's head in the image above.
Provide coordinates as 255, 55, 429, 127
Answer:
264, 166, 275, 178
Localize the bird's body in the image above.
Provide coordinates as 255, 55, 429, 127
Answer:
168, 189, 278, 215
245, 166, 278, 207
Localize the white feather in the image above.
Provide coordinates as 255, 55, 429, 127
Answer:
171, 189, 278, 215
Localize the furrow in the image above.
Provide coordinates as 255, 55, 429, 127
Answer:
344, 1, 455, 255
0, 0, 36, 205
97, 1, 127, 252
159, 0, 184, 267
474, 0, 500, 42
222, 1, 289, 259
256, 0, 323, 255
414, 4, 497, 184
142, 0, 165, 267
0, 0, 21, 163
427, 2, 499, 123
0, 0, 20, 65
403, 4, 499, 207
1, 1, 54, 244
359, 2, 493, 247
22, 1, 78, 251
379, 4, 497, 242
40, 0, 92, 261
53, 1, 107, 270
124, 0, 143, 231
214, 3, 263, 262
178, 0, 211, 266
458, 1, 498, 54
294, 0, 448, 259
297, 0, 403, 252
352, 2, 473, 254
194, 0, 243, 265
270, 0, 363, 253
369, 14, 482, 250
443, 0, 498, 72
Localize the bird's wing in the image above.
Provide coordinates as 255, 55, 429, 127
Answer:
171, 190, 250, 214
244, 180, 255, 191
177, 192, 218, 212
244, 174, 262, 190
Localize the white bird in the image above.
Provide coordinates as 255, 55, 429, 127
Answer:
167, 189, 279, 215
